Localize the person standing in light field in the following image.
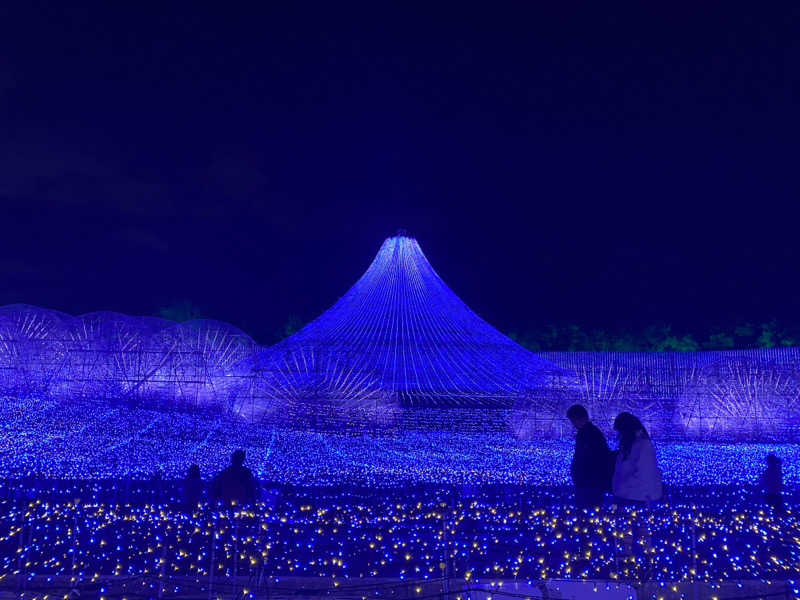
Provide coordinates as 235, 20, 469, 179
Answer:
567, 404, 613, 508
183, 463, 205, 508
212, 449, 259, 506
612, 412, 662, 504
611, 412, 662, 558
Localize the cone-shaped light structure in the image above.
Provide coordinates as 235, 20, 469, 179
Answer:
239, 234, 566, 427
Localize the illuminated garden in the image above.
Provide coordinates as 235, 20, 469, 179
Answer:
1, 235, 798, 598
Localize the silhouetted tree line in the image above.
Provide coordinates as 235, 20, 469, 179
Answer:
507, 321, 799, 352
161, 306, 798, 352
157, 300, 205, 322
278, 315, 304, 340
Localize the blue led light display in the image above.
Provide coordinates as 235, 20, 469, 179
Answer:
235, 235, 570, 429
0, 305, 258, 410
1, 234, 799, 440
1, 236, 798, 593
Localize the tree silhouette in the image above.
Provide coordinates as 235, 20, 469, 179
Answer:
156, 300, 204, 322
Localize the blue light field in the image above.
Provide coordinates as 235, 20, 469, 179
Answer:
1, 398, 797, 487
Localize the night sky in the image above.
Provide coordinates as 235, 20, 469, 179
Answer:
2, 3, 799, 343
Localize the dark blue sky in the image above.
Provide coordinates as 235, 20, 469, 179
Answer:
1, 2, 798, 342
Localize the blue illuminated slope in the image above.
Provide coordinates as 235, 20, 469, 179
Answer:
246, 235, 566, 410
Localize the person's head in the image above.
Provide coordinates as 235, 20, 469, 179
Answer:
766, 453, 781, 468
188, 464, 201, 478
232, 449, 246, 467
566, 404, 589, 429
613, 412, 648, 459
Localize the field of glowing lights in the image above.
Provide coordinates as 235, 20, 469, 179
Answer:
1, 397, 799, 489
1, 491, 798, 598
2, 399, 799, 597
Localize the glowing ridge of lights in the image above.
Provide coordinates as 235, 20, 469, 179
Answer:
0, 305, 259, 411
677, 355, 800, 438
535, 350, 800, 441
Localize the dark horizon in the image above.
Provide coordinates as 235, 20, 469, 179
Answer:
2, 3, 799, 344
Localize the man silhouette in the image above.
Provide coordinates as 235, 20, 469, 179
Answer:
567, 404, 611, 508
212, 449, 258, 505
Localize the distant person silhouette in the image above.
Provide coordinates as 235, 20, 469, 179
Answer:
151, 467, 165, 504
183, 464, 205, 508
567, 404, 612, 508
760, 453, 784, 513
212, 450, 258, 506
611, 412, 662, 504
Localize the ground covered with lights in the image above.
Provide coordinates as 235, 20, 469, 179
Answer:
2, 398, 800, 488
2, 399, 800, 596
1, 492, 799, 597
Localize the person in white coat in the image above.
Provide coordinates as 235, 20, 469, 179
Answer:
611, 412, 663, 558
612, 412, 663, 504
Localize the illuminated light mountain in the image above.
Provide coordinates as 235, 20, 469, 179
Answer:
237, 234, 568, 426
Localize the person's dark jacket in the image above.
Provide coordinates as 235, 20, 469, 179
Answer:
571, 421, 612, 491
212, 465, 258, 505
